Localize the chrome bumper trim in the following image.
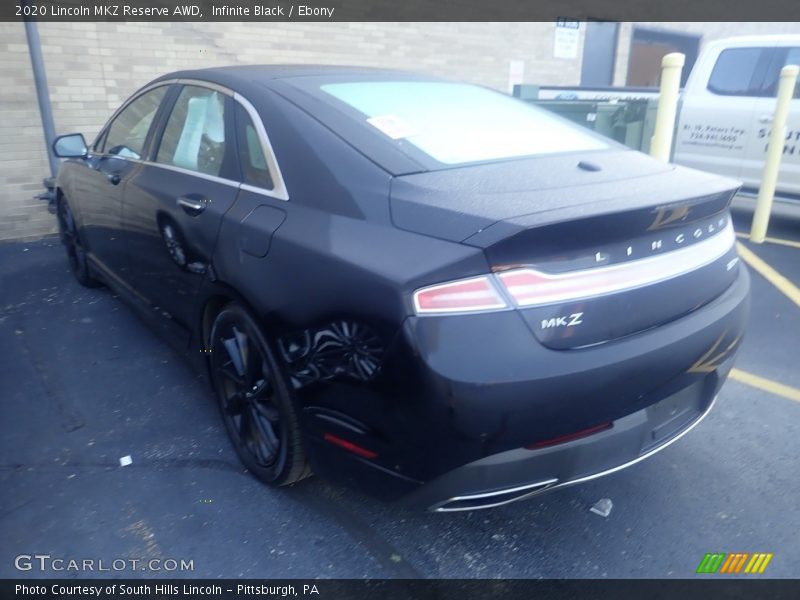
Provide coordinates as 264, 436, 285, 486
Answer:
432, 394, 718, 512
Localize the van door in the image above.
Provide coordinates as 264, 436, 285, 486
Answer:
742, 46, 800, 196
674, 45, 772, 180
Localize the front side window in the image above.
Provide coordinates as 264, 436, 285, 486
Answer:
102, 86, 167, 159
234, 103, 273, 189
320, 81, 608, 166
156, 86, 228, 177
707, 48, 763, 96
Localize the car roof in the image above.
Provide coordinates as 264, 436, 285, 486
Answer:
153, 64, 433, 90
707, 34, 800, 48
146, 65, 614, 177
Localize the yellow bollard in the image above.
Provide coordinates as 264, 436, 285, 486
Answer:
650, 52, 685, 162
750, 64, 799, 244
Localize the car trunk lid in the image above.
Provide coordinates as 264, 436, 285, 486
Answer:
391, 151, 741, 349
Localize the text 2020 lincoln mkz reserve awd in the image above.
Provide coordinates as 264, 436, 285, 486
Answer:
51, 66, 750, 511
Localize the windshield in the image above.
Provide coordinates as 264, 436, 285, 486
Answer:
320, 81, 608, 166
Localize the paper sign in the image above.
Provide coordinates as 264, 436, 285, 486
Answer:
367, 115, 418, 140
554, 19, 580, 59
508, 59, 525, 93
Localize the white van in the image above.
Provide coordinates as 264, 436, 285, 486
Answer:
674, 35, 800, 198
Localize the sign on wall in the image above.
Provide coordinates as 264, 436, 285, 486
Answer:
554, 19, 580, 59
508, 59, 525, 93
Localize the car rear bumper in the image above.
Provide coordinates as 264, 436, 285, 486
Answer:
399, 378, 722, 511
302, 265, 749, 509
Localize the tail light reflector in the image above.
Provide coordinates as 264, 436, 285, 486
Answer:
323, 433, 378, 459
525, 422, 612, 450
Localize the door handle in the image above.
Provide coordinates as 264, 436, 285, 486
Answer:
107, 172, 121, 185
759, 114, 775, 124
177, 195, 208, 216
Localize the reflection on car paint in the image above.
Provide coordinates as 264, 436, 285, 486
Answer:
279, 320, 384, 388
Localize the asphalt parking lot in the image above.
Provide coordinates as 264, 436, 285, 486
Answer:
1, 199, 799, 579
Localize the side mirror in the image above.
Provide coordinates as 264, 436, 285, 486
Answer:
53, 133, 88, 158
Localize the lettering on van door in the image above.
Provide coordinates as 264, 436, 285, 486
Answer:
682, 123, 747, 150
758, 128, 800, 158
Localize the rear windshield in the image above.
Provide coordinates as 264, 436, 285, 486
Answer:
320, 81, 608, 166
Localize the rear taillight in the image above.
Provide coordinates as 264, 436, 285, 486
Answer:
413, 220, 734, 315
413, 275, 508, 314
498, 221, 734, 307
498, 266, 634, 307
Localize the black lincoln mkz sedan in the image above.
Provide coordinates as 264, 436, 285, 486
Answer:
52, 66, 749, 511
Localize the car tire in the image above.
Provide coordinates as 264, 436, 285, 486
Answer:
208, 303, 311, 486
57, 197, 102, 288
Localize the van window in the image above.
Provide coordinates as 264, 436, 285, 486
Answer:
759, 47, 800, 98
789, 48, 800, 98
707, 48, 763, 96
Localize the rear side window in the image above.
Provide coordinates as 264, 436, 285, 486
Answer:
102, 86, 166, 159
320, 81, 607, 166
234, 103, 273, 189
156, 86, 228, 177
707, 48, 763, 96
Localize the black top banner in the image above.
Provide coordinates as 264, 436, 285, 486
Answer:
4, 0, 800, 22
3, 579, 800, 600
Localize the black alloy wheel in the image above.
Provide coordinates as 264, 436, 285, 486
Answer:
57, 198, 101, 288
209, 303, 310, 486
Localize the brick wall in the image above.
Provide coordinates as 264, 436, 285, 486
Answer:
1, 25, 55, 241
